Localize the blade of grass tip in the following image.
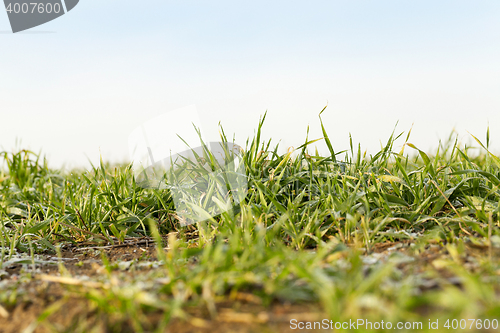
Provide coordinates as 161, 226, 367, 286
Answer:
399, 124, 414, 155
405, 123, 414, 143
251, 112, 268, 163
349, 133, 354, 157
450, 137, 458, 162
487, 124, 490, 149
356, 143, 362, 170
99, 153, 106, 179
255, 111, 267, 160
176, 128, 205, 165
295, 138, 323, 153
406, 143, 435, 178
218, 121, 229, 143
318, 105, 336, 163
469, 131, 500, 168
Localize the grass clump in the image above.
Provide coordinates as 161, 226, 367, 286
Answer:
1, 112, 500, 332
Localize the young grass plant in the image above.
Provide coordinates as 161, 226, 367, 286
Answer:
1, 113, 500, 332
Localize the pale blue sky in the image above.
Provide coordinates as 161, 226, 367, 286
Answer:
1, 1, 500, 168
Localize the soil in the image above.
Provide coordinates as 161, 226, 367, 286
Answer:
0, 242, 326, 333
0, 239, 494, 333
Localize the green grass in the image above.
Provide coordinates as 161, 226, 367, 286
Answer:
1, 112, 500, 332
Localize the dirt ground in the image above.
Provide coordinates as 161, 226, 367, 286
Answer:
0, 239, 494, 333
0, 242, 326, 333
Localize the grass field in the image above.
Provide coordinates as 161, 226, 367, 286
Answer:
1, 113, 500, 332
